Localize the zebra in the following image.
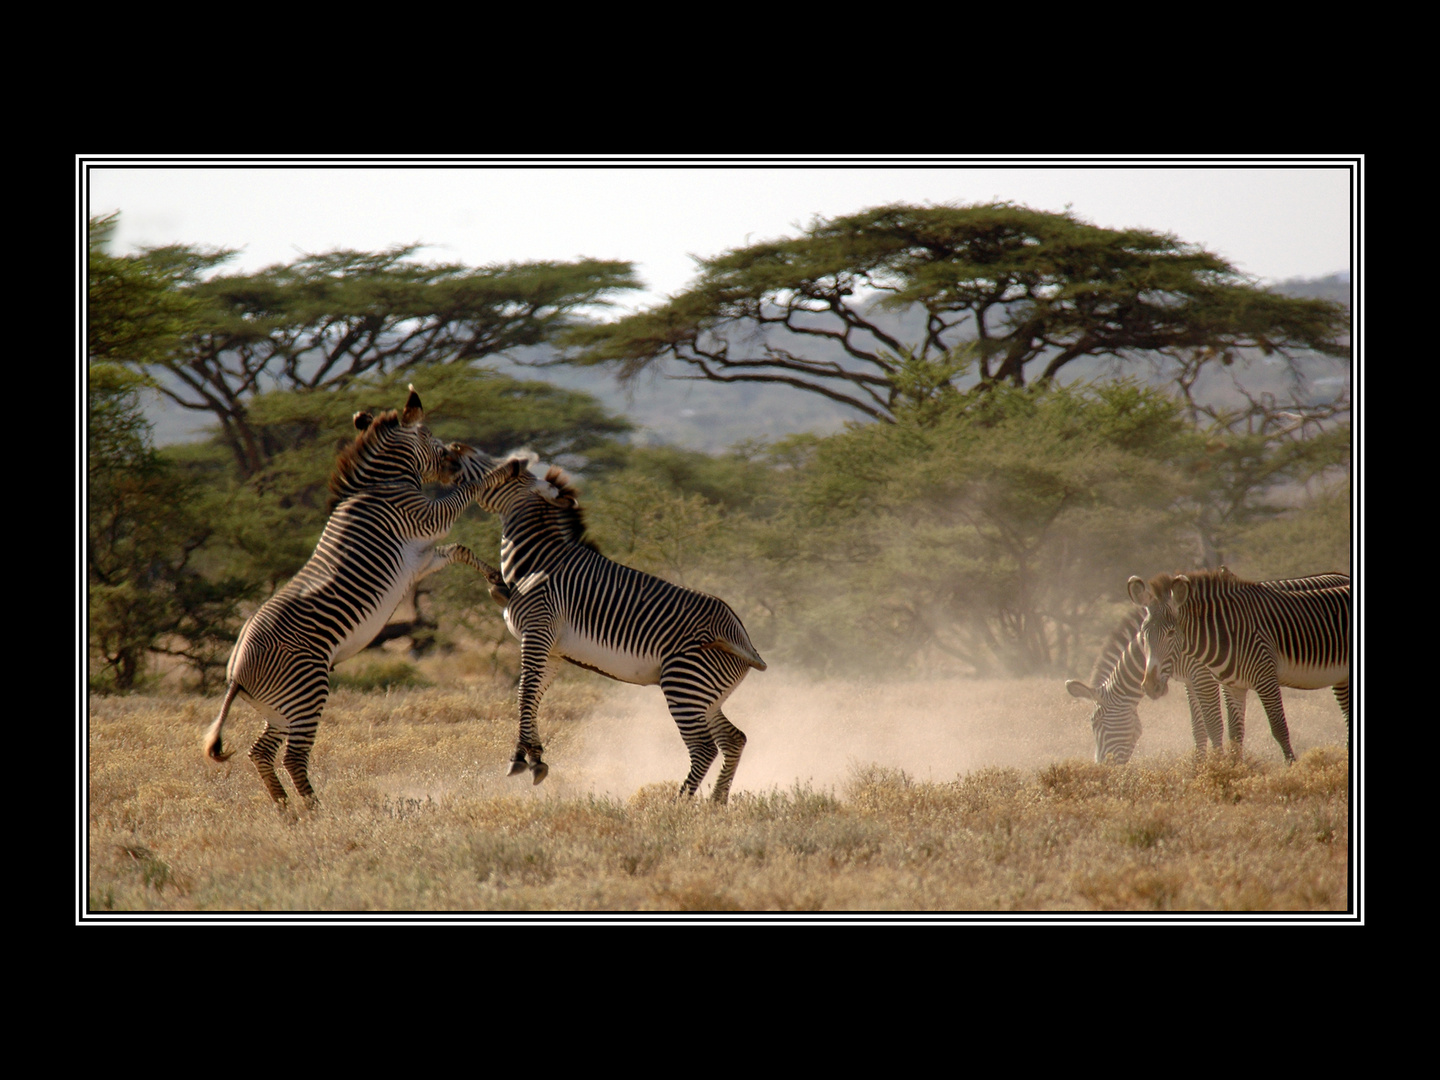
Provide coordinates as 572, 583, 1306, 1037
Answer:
1128, 568, 1351, 763
1066, 608, 1241, 764
202, 387, 502, 805
1067, 572, 1351, 763
455, 449, 767, 803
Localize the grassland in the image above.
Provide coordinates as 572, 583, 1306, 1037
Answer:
83, 667, 1353, 918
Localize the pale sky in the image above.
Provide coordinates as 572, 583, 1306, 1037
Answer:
83, 157, 1356, 316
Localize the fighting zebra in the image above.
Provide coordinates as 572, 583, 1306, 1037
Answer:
456, 449, 767, 803
203, 387, 502, 805
1128, 568, 1350, 763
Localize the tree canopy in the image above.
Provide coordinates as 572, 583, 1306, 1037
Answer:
88, 281, 251, 692
88, 215, 642, 477
563, 202, 1351, 423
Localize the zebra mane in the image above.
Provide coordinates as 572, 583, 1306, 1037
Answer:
1147, 567, 1249, 597
328, 409, 404, 504
537, 465, 598, 550
1090, 608, 1146, 687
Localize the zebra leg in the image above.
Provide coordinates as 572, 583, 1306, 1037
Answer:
675, 728, 718, 800
1253, 675, 1297, 764
249, 725, 290, 805
432, 543, 509, 598
511, 631, 557, 783
1182, 679, 1222, 752
413, 543, 510, 605
708, 712, 747, 805
1223, 688, 1247, 754
282, 732, 319, 804
660, 657, 724, 800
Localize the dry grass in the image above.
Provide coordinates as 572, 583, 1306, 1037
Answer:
83, 668, 1354, 918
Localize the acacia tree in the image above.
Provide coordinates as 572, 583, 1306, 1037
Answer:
88, 216, 640, 682
88, 222, 251, 691
95, 217, 641, 477
563, 203, 1350, 423
740, 380, 1203, 677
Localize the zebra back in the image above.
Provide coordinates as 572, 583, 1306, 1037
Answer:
474, 453, 766, 670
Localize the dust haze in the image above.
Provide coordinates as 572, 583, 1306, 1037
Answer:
527, 668, 1352, 802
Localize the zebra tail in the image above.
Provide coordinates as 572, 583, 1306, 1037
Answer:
707, 638, 768, 671
203, 681, 242, 762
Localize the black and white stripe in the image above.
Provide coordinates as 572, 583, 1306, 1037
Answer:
462, 453, 766, 803
203, 387, 497, 805
1128, 569, 1351, 763
1067, 608, 1241, 764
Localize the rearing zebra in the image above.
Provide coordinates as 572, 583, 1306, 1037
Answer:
203, 387, 501, 805
457, 449, 766, 803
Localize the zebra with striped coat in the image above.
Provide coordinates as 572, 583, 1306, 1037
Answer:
203, 387, 502, 805
1128, 568, 1351, 763
456, 449, 766, 803
1068, 572, 1350, 763
1067, 608, 1240, 763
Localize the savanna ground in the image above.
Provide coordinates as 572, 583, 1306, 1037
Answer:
84, 654, 1354, 919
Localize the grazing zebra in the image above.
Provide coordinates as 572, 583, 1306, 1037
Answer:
1128, 569, 1350, 763
456, 449, 766, 803
202, 387, 500, 805
1066, 609, 1240, 763
1067, 572, 1350, 763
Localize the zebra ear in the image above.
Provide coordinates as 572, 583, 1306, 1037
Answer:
1066, 679, 1096, 701
401, 385, 424, 426
1172, 576, 1191, 606
353, 411, 373, 431
1127, 576, 1151, 606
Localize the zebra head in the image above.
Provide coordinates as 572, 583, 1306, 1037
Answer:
451, 451, 555, 514
1065, 677, 1143, 764
1068, 609, 1153, 764
1128, 573, 1188, 700
330, 386, 456, 499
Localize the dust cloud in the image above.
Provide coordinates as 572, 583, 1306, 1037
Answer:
535, 668, 1353, 801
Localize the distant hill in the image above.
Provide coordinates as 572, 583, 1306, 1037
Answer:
1272, 271, 1351, 304
139, 273, 1351, 454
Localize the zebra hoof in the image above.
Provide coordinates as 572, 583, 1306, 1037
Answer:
507, 759, 529, 777
531, 762, 549, 785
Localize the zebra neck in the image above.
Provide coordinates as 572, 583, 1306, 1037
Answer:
500, 527, 575, 583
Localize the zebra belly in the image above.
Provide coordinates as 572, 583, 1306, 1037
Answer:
556, 626, 662, 686
326, 542, 435, 666
1275, 658, 1348, 689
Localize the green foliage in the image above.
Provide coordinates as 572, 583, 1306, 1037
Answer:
87, 364, 249, 691
1225, 483, 1352, 580
565, 202, 1350, 424
138, 239, 641, 478
1184, 420, 1351, 567
582, 472, 732, 591
599, 442, 775, 515
331, 659, 430, 692
724, 380, 1204, 676
86, 213, 1351, 691
87, 214, 231, 369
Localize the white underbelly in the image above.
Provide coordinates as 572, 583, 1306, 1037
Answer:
557, 627, 662, 685
1276, 659, 1348, 690
327, 543, 433, 665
